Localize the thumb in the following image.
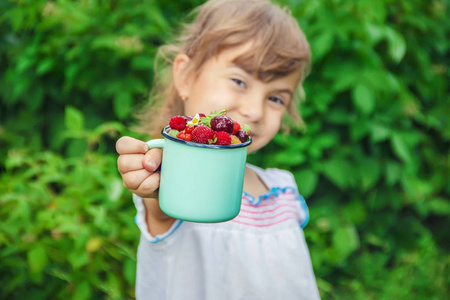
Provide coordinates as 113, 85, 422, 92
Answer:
143, 148, 163, 172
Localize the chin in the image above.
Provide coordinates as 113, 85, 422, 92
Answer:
247, 141, 262, 154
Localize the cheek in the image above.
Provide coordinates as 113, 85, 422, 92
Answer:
267, 114, 283, 136
186, 80, 236, 115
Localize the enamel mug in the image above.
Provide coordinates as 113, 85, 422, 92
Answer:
146, 126, 252, 223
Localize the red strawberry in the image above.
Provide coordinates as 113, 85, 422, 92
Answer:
232, 121, 241, 135
198, 113, 206, 118
185, 125, 195, 134
184, 133, 193, 141
169, 116, 186, 131
177, 132, 193, 141
215, 131, 232, 145
192, 126, 215, 144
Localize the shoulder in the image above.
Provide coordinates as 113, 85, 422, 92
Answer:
246, 164, 297, 190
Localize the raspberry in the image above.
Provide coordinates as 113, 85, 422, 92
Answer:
192, 126, 215, 144
177, 132, 193, 141
232, 121, 241, 135
210, 115, 234, 134
215, 131, 232, 145
169, 116, 186, 131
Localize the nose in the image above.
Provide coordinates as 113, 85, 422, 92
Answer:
238, 92, 264, 123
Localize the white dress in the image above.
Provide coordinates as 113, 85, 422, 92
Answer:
133, 164, 321, 300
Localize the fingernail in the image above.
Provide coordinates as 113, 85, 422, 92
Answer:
143, 143, 149, 152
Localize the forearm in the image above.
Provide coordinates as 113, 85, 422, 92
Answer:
141, 197, 176, 236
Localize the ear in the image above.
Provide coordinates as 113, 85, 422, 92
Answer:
173, 53, 192, 101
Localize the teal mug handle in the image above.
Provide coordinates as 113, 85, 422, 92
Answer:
147, 139, 165, 149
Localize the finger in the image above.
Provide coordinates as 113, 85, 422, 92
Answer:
122, 169, 152, 190
133, 172, 161, 197
143, 148, 163, 172
117, 154, 145, 174
116, 136, 149, 155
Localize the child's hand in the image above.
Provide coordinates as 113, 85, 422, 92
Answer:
116, 136, 162, 198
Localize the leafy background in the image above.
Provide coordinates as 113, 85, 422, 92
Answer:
1, 0, 448, 299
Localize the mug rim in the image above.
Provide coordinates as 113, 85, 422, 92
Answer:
161, 126, 252, 149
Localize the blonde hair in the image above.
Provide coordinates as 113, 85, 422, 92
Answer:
135, 0, 311, 137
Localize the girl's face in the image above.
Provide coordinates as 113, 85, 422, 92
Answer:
175, 43, 302, 154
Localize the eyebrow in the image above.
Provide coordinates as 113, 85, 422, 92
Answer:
273, 88, 294, 98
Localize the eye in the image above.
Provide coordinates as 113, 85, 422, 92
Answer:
268, 95, 285, 105
231, 77, 246, 88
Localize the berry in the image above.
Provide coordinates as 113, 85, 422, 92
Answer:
192, 126, 215, 144
185, 125, 195, 134
198, 113, 206, 118
231, 135, 241, 144
232, 121, 241, 135
215, 131, 232, 145
210, 115, 234, 134
241, 124, 252, 135
235, 130, 249, 143
177, 132, 193, 141
169, 116, 186, 131
168, 129, 180, 138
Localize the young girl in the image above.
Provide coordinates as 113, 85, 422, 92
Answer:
116, 0, 320, 299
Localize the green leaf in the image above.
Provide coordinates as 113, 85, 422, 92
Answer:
273, 150, 306, 166
352, 84, 375, 115
66, 139, 88, 158
385, 27, 407, 63
332, 226, 360, 259
68, 251, 89, 270
131, 55, 154, 70
344, 200, 367, 224
113, 91, 133, 120
124, 258, 136, 285
321, 158, 355, 189
427, 198, 450, 215
27, 246, 48, 273
311, 31, 334, 61
73, 280, 92, 300
65, 106, 85, 131
370, 123, 391, 143
295, 169, 318, 197
391, 133, 412, 163
385, 161, 401, 186
359, 157, 381, 191
36, 58, 54, 75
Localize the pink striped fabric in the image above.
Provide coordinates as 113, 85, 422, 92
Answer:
232, 188, 302, 227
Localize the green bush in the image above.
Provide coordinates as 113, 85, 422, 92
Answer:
1, 0, 448, 299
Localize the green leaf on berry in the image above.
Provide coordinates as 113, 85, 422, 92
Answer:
200, 117, 211, 127
200, 109, 228, 127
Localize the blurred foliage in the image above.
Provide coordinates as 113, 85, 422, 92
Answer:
0, 0, 449, 299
